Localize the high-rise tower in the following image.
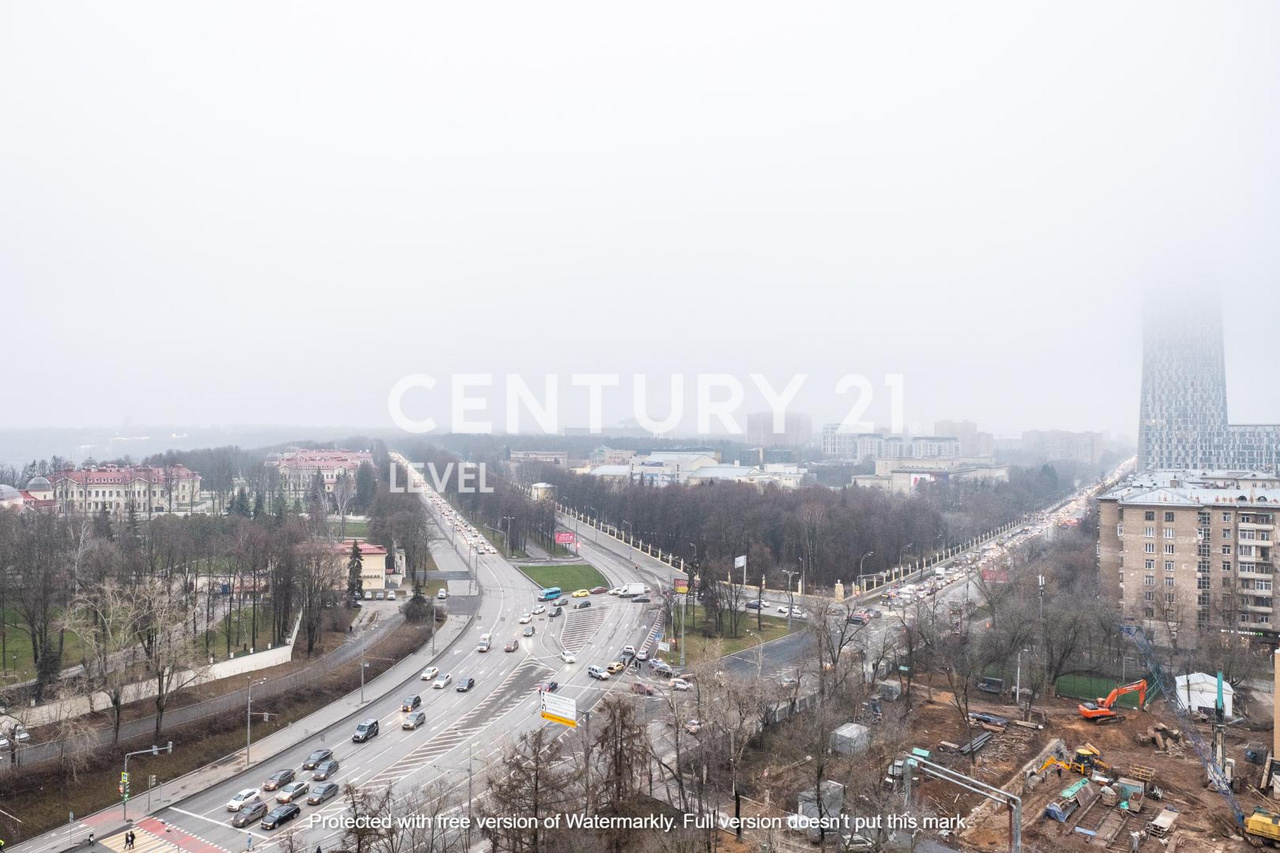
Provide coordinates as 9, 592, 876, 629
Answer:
1137, 296, 1230, 470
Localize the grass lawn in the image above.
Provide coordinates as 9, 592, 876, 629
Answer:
202, 607, 279, 658
1, 609, 88, 680
338, 519, 369, 538
518, 564, 609, 592
668, 603, 797, 667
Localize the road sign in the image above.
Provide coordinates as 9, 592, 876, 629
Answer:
555, 531, 575, 545
539, 692, 577, 728
657, 641, 670, 652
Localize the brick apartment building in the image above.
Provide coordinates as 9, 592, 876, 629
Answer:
1098, 471, 1280, 644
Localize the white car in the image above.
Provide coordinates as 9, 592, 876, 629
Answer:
636, 650, 649, 662
532, 604, 546, 615
226, 788, 262, 812
433, 674, 453, 689
0, 725, 30, 749
622, 644, 637, 657
559, 650, 577, 664
776, 605, 789, 615
609, 587, 624, 595
519, 613, 532, 624
670, 678, 691, 691
420, 666, 440, 681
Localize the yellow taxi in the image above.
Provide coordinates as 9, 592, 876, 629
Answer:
571, 589, 590, 598
606, 661, 626, 674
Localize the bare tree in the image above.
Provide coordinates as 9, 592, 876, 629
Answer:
63, 578, 147, 744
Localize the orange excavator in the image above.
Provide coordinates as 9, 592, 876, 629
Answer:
1078, 679, 1147, 724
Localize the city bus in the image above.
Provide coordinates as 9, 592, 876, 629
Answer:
539, 587, 562, 602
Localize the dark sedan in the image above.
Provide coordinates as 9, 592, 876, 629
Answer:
306, 782, 340, 806
301, 749, 332, 770
231, 800, 267, 828
261, 803, 301, 830
456, 677, 476, 692
311, 758, 339, 780
262, 769, 294, 791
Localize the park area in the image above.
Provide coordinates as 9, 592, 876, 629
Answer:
518, 563, 609, 592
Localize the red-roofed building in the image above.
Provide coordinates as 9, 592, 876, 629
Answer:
51, 463, 202, 516
335, 538, 398, 591
268, 449, 373, 501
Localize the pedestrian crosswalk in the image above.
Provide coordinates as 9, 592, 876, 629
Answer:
99, 819, 226, 853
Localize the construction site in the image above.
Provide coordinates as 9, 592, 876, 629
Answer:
894, 641, 1280, 853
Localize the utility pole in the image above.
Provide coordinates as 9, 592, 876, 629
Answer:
783, 570, 797, 631
360, 643, 367, 703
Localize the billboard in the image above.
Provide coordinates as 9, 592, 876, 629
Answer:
674, 578, 689, 594
555, 531, 576, 545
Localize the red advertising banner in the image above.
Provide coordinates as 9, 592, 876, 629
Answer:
555, 531, 576, 545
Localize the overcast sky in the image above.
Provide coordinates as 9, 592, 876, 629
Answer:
4, 3, 1280, 441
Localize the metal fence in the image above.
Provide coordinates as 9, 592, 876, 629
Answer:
1052, 672, 1147, 709
1, 613, 408, 774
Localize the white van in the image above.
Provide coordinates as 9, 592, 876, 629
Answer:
477, 634, 492, 653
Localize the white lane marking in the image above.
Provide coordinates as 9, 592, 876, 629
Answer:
170, 806, 269, 840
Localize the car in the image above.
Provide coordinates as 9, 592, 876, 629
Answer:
549, 606, 563, 618
587, 665, 610, 680
744, 600, 762, 610
403, 710, 427, 730
275, 781, 309, 804
456, 677, 476, 692
571, 589, 589, 598
684, 719, 702, 735
555, 597, 570, 607
537, 680, 559, 693
621, 644, 637, 657
575, 600, 591, 609
433, 674, 452, 689
519, 613, 533, 624
226, 788, 262, 812
437, 589, 448, 600
670, 678, 692, 691
532, 604, 546, 615
311, 759, 339, 780
261, 803, 301, 830
559, 650, 576, 664
386, 590, 397, 601
630, 682, 655, 696
631, 596, 650, 603
780, 674, 800, 688
522, 625, 535, 637
776, 605, 789, 614
262, 769, 295, 791
636, 649, 649, 662
589, 586, 608, 594
504, 639, 519, 652
231, 799, 268, 827
606, 661, 625, 674
363, 590, 373, 600
609, 587, 624, 595
401, 695, 422, 712
420, 666, 440, 681
306, 782, 340, 806
352, 719, 379, 742
301, 748, 332, 770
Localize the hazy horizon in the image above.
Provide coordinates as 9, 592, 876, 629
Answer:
5, 3, 1280, 441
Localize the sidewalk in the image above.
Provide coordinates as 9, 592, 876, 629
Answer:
5, 613, 474, 853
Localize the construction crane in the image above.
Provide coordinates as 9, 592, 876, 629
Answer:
1078, 679, 1148, 724
1121, 625, 1246, 828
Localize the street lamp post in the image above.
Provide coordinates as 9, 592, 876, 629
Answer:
856, 550, 875, 594
588, 506, 599, 541
782, 570, 798, 631
245, 676, 269, 768
502, 516, 514, 558
622, 521, 634, 559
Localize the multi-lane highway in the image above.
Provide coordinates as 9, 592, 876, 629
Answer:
10, 458, 669, 853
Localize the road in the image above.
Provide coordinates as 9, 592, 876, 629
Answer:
8, 456, 664, 853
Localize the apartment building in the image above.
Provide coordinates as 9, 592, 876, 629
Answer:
746, 411, 812, 448
1098, 472, 1279, 643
